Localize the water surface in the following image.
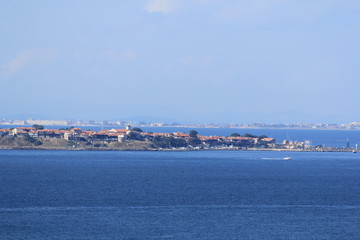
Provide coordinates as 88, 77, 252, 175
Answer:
1, 150, 360, 239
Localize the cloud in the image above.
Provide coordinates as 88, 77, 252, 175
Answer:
1, 51, 34, 77
0, 48, 58, 78
122, 50, 137, 60
144, 0, 179, 14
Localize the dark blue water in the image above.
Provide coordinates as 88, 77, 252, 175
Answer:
1, 150, 360, 239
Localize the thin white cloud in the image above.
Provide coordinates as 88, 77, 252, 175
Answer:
1, 50, 34, 77
0, 48, 58, 78
122, 50, 137, 60
144, 0, 179, 14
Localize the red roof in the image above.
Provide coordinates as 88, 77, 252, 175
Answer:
261, 138, 275, 142
15, 127, 36, 130
173, 133, 189, 138
152, 133, 169, 137
111, 129, 130, 133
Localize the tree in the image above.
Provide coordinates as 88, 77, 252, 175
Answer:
188, 137, 202, 147
32, 124, 44, 130
189, 130, 198, 138
243, 133, 268, 139
132, 127, 143, 132
128, 131, 142, 140
243, 133, 257, 138
153, 136, 170, 148
152, 136, 187, 149
231, 133, 241, 137
169, 137, 187, 148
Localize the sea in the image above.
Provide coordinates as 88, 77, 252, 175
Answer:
1, 128, 360, 239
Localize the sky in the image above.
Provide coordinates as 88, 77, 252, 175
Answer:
1, 0, 359, 123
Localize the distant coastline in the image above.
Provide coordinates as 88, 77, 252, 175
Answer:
1, 119, 360, 131
2, 124, 360, 133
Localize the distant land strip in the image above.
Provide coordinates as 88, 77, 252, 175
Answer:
0, 125, 357, 153
1, 119, 360, 130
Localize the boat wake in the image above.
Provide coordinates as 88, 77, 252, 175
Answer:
260, 157, 292, 160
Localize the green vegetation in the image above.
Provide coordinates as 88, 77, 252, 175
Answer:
128, 131, 142, 140
93, 143, 108, 148
32, 124, 44, 130
132, 127, 143, 132
243, 133, 268, 139
0, 126, 275, 151
59, 127, 73, 130
188, 130, 202, 147
188, 137, 202, 147
153, 136, 187, 148
189, 130, 198, 138
23, 134, 42, 146
67, 140, 76, 147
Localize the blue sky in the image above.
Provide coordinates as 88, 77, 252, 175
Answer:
1, 0, 359, 123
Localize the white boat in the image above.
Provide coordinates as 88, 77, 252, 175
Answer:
353, 144, 358, 153
283, 157, 292, 160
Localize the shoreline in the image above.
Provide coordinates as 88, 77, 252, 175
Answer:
2, 124, 360, 131
0, 146, 356, 153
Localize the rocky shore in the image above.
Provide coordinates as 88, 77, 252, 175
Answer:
0, 137, 355, 153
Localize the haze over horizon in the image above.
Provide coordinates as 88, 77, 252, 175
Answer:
1, 1, 359, 123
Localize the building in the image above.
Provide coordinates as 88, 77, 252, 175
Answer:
27, 119, 68, 126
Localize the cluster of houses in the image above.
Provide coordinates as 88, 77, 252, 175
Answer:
0, 125, 277, 148
0, 126, 131, 143
282, 140, 311, 149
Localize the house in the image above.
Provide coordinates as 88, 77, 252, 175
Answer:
70, 128, 82, 134
37, 129, 61, 138
15, 127, 36, 132
14, 130, 28, 136
28, 130, 39, 138
172, 132, 190, 138
107, 133, 121, 142
64, 132, 77, 141
11, 128, 34, 136
0, 129, 10, 136
109, 129, 131, 134
118, 133, 127, 142
260, 138, 276, 144
90, 133, 109, 142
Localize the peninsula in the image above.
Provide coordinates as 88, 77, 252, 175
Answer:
0, 125, 355, 152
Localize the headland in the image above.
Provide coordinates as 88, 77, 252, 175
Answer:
0, 125, 357, 152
